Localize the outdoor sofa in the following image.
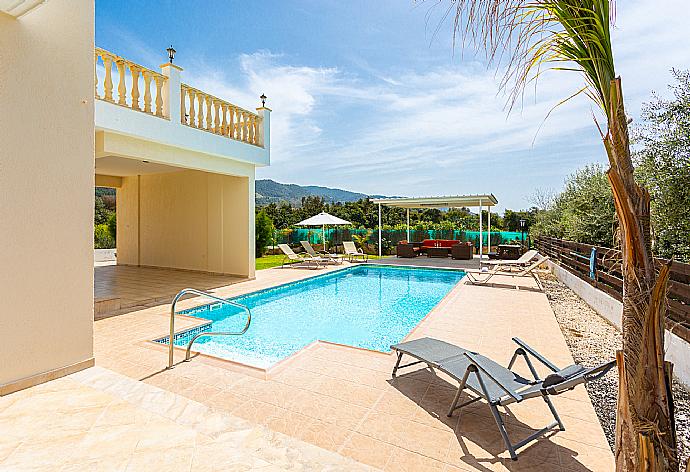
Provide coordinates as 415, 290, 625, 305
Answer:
396, 239, 473, 259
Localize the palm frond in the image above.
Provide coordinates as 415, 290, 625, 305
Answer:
442, 0, 616, 120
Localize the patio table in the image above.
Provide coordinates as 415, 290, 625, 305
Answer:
427, 247, 450, 258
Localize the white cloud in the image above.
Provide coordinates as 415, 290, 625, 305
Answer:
102, 0, 690, 210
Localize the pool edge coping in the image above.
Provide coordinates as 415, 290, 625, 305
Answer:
142, 263, 467, 378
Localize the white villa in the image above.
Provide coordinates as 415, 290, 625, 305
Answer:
5, 1, 672, 470
2, 0, 269, 393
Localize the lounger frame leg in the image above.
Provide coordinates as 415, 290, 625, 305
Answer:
446, 366, 472, 417
508, 348, 540, 380
543, 394, 565, 431
391, 352, 428, 378
471, 369, 518, 460
392, 352, 403, 378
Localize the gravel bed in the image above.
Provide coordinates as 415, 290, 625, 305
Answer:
542, 274, 690, 466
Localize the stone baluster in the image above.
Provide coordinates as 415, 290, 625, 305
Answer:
196, 92, 206, 128
227, 106, 235, 139
220, 103, 228, 136
116, 60, 127, 106
179, 85, 187, 124
94, 51, 100, 99
188, 89, 196, 127
249, 115, 256, 144
243, 112, 250, 142
103, 54, 114, 102
129, 64, 141, 111
213, 100, 221, 134
154, 76, 164, 117
236, 111, 243, 141
142, 71, 152, 113
205, 96, 213, 131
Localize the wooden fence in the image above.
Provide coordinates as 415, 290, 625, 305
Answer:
535, 236, 690, 344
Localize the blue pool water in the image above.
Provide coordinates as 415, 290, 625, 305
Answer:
161, 265, 465, 368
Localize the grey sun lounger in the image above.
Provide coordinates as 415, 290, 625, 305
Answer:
483, 249, 539, 270
390, 337, 615, 460
464, 256, 549, 291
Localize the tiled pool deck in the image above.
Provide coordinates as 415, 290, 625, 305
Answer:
1, 262, 614, 471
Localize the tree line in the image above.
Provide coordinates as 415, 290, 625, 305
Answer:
531, 70, 690, 263
258, 196, 538, 233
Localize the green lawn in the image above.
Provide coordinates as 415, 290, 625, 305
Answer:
256, 253, 383, 270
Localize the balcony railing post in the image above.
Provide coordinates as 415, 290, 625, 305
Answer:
160, 62, 183, 122
256, 106, 271, 150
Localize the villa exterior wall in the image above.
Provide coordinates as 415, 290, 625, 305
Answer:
117, 170, 255, 278
0, 0, 95, 392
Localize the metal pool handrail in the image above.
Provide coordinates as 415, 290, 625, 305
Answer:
168, 288, 251, 368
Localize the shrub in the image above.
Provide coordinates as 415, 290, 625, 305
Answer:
255, 210, 274, 257
94, 224, 115, 249
107, 213, 116, 242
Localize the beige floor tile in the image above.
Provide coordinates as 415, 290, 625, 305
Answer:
384, 448, 446, 472
339, 431, 395, 469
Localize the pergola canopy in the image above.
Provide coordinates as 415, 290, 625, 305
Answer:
372, 194, 499, 258
371, 194, 498, 209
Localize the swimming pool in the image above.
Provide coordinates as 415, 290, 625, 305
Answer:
158, 265, 465, 368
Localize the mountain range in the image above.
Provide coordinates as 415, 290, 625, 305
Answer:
255, 179, 386, 206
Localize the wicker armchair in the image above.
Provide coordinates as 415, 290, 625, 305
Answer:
396, 242, 418, 258
451, 242, 473, 260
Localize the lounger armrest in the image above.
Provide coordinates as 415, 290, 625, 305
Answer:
544, 360, 616, 395
463, 352, 523, 403
511, 337, 559, 372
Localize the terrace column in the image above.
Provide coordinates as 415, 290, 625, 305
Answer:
487, 207, 491, 255
378, 203, 382, 257
160, 62, 183, 123
256, 106, 271, 151
479, 199, 483, 262
406, 208, 410, 241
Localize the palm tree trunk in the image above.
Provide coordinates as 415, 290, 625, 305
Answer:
605, 78, 678, 471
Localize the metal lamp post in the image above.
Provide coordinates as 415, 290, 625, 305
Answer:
519, 219, 526, 249
166, 45, 176, 64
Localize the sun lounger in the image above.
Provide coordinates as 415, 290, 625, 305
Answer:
484, 249, 539, 270
391, 336, 615, 460
343, 241, 368, 262
465, 256, 549, 290
278, 244, 324, 269
300, 240, 343, 264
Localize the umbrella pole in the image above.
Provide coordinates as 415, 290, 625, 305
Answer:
323, 224, 326, 251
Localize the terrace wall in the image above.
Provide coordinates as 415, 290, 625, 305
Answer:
0, 0, 95, 393
117, 170, 254, 278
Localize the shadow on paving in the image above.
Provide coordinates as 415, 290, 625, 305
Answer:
390, 368, 597, 472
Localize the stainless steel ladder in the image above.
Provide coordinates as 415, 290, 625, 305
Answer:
168, 288, 251, 368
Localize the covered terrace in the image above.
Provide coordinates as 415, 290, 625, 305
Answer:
371, 194, 499, 257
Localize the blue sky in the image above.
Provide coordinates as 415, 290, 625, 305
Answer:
96, 0, 690, 211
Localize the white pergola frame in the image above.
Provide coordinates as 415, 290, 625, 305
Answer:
371, 194, 499, 258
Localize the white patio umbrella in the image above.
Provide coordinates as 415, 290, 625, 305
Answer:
295, 211, 351, 251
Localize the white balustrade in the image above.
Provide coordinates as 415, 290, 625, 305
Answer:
95, 47, 266, 148
180, 84, 264, 147
95, 48, 167, 118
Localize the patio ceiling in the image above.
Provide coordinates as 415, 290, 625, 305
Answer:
371, 194, 498, 209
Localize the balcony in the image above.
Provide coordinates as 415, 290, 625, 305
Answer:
94, 47, 270, 171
